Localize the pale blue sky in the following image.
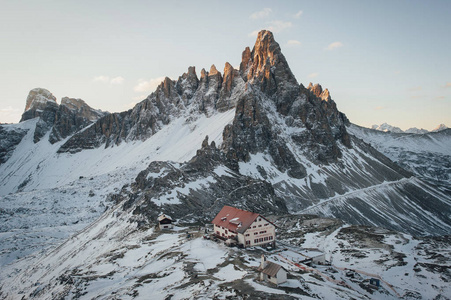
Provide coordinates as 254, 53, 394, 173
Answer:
1, 0, 450, 130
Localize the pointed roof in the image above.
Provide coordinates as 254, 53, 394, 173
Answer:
211, 206, 265, 234
158, 214, 172, 222
258, 261, 285, 277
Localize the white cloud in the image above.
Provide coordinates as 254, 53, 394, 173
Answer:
93, 75, 110, 83
287, 40, 301, 46
93, 75, 124, 85
445, 82, 451, 88
308, 72, 319, 78
110, 76, 124, 85
267, 20, 292, 33
248, 20, 292, 37
294, 10, 303, 19
134, 77, 166, 93
250, 8, 272, 20
326, 41, 343, 50
0, 106, 21, 124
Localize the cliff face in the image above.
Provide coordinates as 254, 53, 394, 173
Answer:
18, 88, 106, 144
222, 30, 351, 179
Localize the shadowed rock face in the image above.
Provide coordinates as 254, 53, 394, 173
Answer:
49, 97, 106, 144
20, 88, 59, 143
18, 88, 106, 144
223, 30, 351, 171
119, 137, 288, 224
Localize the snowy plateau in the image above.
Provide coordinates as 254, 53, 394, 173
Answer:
1, 30, 450, 299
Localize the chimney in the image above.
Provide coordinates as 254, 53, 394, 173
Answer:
260, 254, 267, 268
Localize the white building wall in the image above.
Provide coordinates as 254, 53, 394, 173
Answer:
276, 269, 287, 284
213, 224, 236, 239
243, 217, 275, 247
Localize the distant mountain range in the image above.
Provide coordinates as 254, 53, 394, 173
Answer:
371, 122, 448, 134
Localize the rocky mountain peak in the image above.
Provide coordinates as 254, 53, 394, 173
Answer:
432, 124, 449, 132
21, 88, 59, 124
24, 88, 57, 112
240, 30, 297, 95
209, 64, 220, 76
61, 97, 87, 110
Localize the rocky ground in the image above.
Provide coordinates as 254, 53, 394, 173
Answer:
1, 210, 449, 299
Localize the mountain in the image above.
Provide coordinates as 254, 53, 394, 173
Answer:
18, 88, 107, 144
405, 127, 429, 134
348, 124, 451, 185
0, 30, 450, 299
371, 123, 449, 134
432, 123, 449, 132
371, 123, 403, 133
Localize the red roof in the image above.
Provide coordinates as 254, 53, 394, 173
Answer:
211, 206, 261, 234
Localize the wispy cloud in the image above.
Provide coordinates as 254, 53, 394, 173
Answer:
134, 77, 166, 93
374, 106, 386, 110
267, 20, 292, 33
287, 40, 301, 46
250, 8, 272, 20
445, 82, 451, 88
93, 75, 125, 85
294, 10, 303, 19
93, 75, 110, 83
0, 106, 21, 123
110, 76, 124, 85
434, 96, 445, 100
248, 20, 292, 37
326, 41, 343, 51
308, 72, 319, 78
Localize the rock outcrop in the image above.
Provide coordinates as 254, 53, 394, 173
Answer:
223, 30, 351, 172
19, 88, 106, 144
20, 88, 59, 142
49, 97, 106, 144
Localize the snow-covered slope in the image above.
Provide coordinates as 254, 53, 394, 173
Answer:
1, 206, 449, 299
0, 109, 235, 266
348, 124, 451, 184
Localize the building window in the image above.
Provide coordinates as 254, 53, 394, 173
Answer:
245, 233, 250, 237
253, 226, 256, 228
225, 230, 228, 234
216, 231, 219, 235
259, 231, 266, 234
246, 241, 250, 245
258, 225, 262, 227
264, 237, 268, 241
264, 223, 268, 226
258, 218, 261, 222
269, 236, 273, 240
254, 239, 258, 243
254, 232, 258, 235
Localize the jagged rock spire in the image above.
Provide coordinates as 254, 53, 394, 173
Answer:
239, 30, 298, 95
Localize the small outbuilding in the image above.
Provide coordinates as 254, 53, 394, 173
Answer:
258, 255, 287, 285
158, 214, 173, 230
370, 278, 380, 288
